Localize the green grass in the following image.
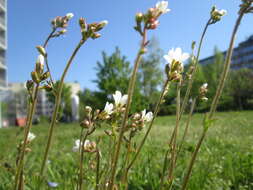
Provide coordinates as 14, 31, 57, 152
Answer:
0, 111, 253, 189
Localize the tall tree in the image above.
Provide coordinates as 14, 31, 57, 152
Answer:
93, 47, 147, 112
94, 47, 131, 95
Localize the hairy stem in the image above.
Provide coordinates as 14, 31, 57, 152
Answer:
95, 149, 101, 190
108, 29, 147, 189
121, 138, 132, 190
167, 18, 211, 160
167, 82, 181, 185
78, 131, 89, 190
177, 98, 196, 156
13, 84, 39, 190
43, 28, 56, 85
126, 79, 170, 175
181, 11, 245, 190
180, 19, 211, 118
40, 39, 86, 178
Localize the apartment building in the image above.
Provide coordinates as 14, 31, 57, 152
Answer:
7, 81, 81, 125
199, 35, 253, 69
0, 0, 7, 91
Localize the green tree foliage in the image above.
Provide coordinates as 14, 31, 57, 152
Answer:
229, 68, 253, 110
88, 47, 147, 113
94, 47, 131, 95
47, 81, 72, 122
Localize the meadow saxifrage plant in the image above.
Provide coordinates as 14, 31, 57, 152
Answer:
9, 1, 253, 189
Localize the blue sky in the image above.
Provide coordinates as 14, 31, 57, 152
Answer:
7, 0, 253, 90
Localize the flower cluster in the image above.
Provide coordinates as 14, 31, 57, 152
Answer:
100, 91, 128, 119
51, 13, 74, 29
164, 47, 190, 82
240, 0, 253, 14
79, 18, 108, 40
135, 1, 170, 34
126, 109, 153, 135
72, 139, 97, 153
79, 91, 128, 132
199, 83, 208, 101
210, 6, 227, 24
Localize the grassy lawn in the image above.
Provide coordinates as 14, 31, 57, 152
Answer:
0, 111, 253, 189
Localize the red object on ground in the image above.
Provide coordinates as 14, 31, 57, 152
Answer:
16, 118, 27, 127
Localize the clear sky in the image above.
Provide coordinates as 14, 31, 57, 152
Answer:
7, 0, 253, 90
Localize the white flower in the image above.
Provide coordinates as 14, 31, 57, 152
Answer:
66, 13, 74, 19
155, 1, 170, 14
72, 139, 81, 152
201, 97, 208, 101
27, 132, 36, 142
202, 83, 208, 88
218, 9, 227, 16
113, 91, 128, 107
100, 20, 108, 26
37, 54, 44, 66
48, 181, 58, 188
213, 8, 227, 16
104, 102, 114, 115
164, 48, 189, 64
141, 109, 153, 122
83, 139, 96, 152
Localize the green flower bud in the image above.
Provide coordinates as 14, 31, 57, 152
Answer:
31, 71, 40, 84
36, 46, 46, 56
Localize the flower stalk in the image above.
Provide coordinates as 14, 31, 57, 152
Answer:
167, 82, 181, 186
40, 38, 87, 178
13, 28, 57, 190
125, 79, 170, 177
181, 4, 250, 189
13, 84, 39, 190
108, 27, 148, 190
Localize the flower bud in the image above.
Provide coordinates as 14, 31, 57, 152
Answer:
43, 84, 53, 92
165, 64, 170, 78
36, 46, 46, 57
80, 119, 90, 128
35, 55, 44, 74
59, 29, 67, 35
26, 80, 34, 91
31, 71, 40, 84
79, 18, 86, 30
91, 33, 101, 39
66, 13, 74, 20
40, 71, 50, 81
135, 13, 143, 23
96, 20, 108, 31
85, 106, 92, 113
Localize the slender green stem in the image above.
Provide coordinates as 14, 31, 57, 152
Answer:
13, 29, 57, 189
78, 131, 89, 190
108, 28, 147, 190
180, 129, 207, 190
13, 84, 39, 190
95, 149, 101, 190
167, 18, 211, 158
209, 13, 244, 118
126, 79, 170, 174
159, 149, 170, 190
40, 39, 86, 178
121, 138, 132, 190
167, 82, 181, 185
177, 98, 196, 156
180, 19, 211, 118
43, 29, 56, 85
181, 11, 245, 190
